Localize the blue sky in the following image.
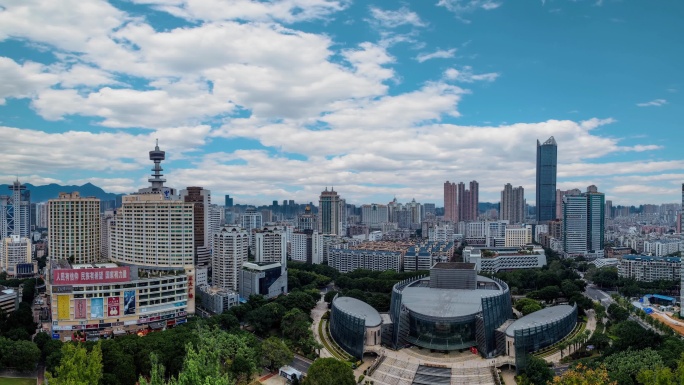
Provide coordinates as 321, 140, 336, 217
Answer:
0, 0, 682, 206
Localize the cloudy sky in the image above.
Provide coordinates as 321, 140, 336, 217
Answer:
0, 0, 682, 206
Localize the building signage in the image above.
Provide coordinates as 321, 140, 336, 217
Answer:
57, 295, 70, 320
53, 285, 74, 294
123, 290, 136, 315
53, 267, 131, 285
187, 275, 194, 299
86, 324, 99, 329
107, 297, 120, 317
74, 299, 87, 319
52, 333, 60, 339
90, 298, 104, 318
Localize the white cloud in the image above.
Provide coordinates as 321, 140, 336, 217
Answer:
437, 0, 502, 14
369, 6, 427, 28
132, 0, 349, 23
0, 58, 58, 104
416, 48, 457, 63
636, 99, 667, 107
444, 66, 500, 82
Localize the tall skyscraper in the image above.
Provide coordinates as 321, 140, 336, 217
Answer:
241, 207, 262, 250
562, 185, 604, 256
181, 187, 211, 266
110, 143, 195, 268
48, 192, 101, 264
213, 226, 249, 291
361, 204, 389, 229
318, 187, 342, 235
225, 195, 234, 207
536, 136, 558, 222
0, 179, 30, 239
500, 184, 525, 224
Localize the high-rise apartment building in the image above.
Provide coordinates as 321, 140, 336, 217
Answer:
318, 188, 342, 235
500, 184, 525, 224
213, 226, 249, 291
444, 181, 479, 223
291, 230, 323, 264
562, 185, 604, 256
100, 210, 115, 260
48, 192, 101, 264
536, 137, 557, 222
254, 225, 287, 275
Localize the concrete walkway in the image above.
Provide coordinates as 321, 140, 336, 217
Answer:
543, 309, 596, 364
310, 295, 333, 358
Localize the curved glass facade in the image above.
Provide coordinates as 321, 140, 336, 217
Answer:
513, 304, 577, 372
330, 296, 366, 359
406, 311, 477, 350
478, 278, 513, 357
390, 276, 512, 356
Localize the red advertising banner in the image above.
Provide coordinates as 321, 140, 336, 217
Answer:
53, 267, 131, 285
74, 298, 87, 319
107, 297, 120, 317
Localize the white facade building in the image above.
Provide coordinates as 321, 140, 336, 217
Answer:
2, 235, 31, 277
212, 226, 249, 291
619, 255, 680, 282
505, 226, 532, 247
291, 230, 323, 264
328, 249, 401, 273
361, 204, 389, 229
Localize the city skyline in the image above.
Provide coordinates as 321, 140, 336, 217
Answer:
0, 1, 682, 206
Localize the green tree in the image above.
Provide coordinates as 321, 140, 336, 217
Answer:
302, 358, 355, 385
523, 355, 554, 385
282, 308, 312, 347
553, 364, 616, 385
47, 342, 103, 385
603, 348, 664, 385
261, 337, 293, 372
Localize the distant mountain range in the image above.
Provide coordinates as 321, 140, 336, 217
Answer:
0, 182, 122, 203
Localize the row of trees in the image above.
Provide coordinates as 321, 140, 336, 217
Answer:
45, 326, 354, 385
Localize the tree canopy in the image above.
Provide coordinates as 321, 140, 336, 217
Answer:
302, 358, 355, 385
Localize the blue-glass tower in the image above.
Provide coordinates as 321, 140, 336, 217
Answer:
536, 137, 557, 222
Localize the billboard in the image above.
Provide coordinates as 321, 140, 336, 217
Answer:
57, 295, 70, 320
53, 267, 131, 285
123, 290, 136, 315
107, 297, 120, 317
74, 298, 87, 319
90, 298, 104, 319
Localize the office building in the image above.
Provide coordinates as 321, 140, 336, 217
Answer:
318, 188, 343, 235
0, 287, 20, 316
225, 195, 234, 207
403, 241, 454, 271
562, 185, 605, 256
0, 179, 30, 239
297, 205, 317, 231
555, 189, 581, 220
240, 261, 288, 300
500, 184, 525, 224
48, 192, 101, 264
619, 255, 680, 282
2, 235, 31, 277
181, 186, 211, 265
463, 246, 547, 273
361, 204, 389, 229
197, 285, 239, 315
47, 142, 195, 339
504, 226, 532, 247
213, 226, 249, 291
536, 137, 557, 222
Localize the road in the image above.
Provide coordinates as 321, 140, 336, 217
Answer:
584, 284, 613, 306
